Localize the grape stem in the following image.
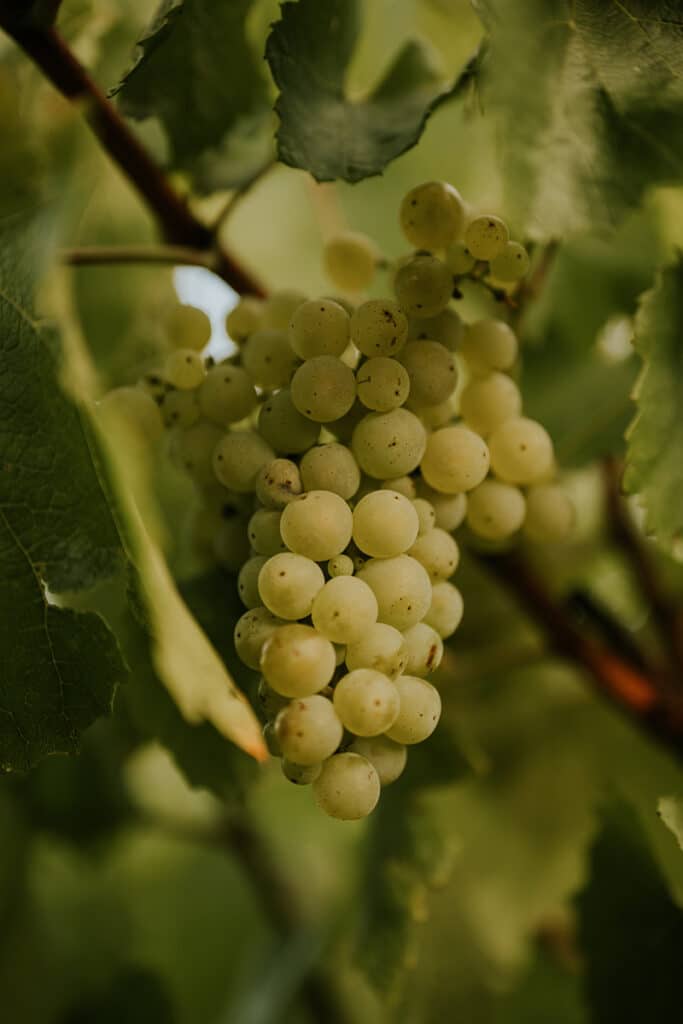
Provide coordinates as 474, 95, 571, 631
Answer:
0, 12, 266, 297
60, 245, 216, 269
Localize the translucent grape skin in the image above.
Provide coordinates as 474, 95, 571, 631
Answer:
213, 431, 275, 492
258, 552, 325, 620
312, 753, 380, 820
399, 181, 466, 250
288, 298, 350, 360
199, 364, 257, 426
385, 675, 442, 745
488, 416, 554, 485
464, 215, 509, 261
523, 483, 574, 542
489, 241, 530, 282
333, 669, 400, 736
400, 340, 457, 408
421, 426, 490, 494
352, 490, 419, 558
466, 479, 526, 540
356, 357, 410, 412
349, 736, 407, 786
280, 490, 353, 561
258, 389, 320, 455
226, 296, 264, 342
170, 420, 224, 486
352, 408, 427, 480
165, 348, 205, 390
237, 555, 269, 608
323, 232, 378, 292
408, 527, 460, 581
161, 388, 201, 429
402, 622, 444, 676
345, 622, 408, 679
311, 576, 379, 644
262, 289, 307, 331
460, 320, 518, 375
394, 254, 453, 319
256, 458, 303, 508
423, 582, 464, 639
99, 386, 163, 442
291, 356, 357, 423
242, 328, 300, 389
234, 606, 284, 670
167, 304, 212, 351
350, 299, 408, 357
357, 555, 432, 631
282, 760, 322, 785
275, 695, 343, 766
247, 508, 286, 555
459, 372, 522, 436
260, 623, 336, 697
328, 554, 355, 577
300, 443, 360, 500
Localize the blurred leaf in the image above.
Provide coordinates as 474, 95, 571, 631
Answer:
475, 0, 683, 236
266, 0, 454, 182
114, 0, 273, 191
61, 966, 176, 1024
576, 803, 683, 1023
491, 945, 585, 1024
658, 796, 683, 851
624, 256, 683, 548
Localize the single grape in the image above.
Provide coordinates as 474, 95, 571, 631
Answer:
488, 416, 554, 485
523, 484, 574, 542
99, 386, 163, 442
282, 760, 322, 785
352, 490, 419, 558
349, 735, 407, 785
400, 340, 457, 408
385, 675, 442, 745
164, 348, 206, 390
198, 364, 257, 426
381, 476, 417, 500
352, 408, 427, 479
280, 490, 353, 562
300, 443, 361, 500
213, 430, 275, 492
357, 555, 432, 631
167, 304, 212, 351
394, 254, 453, 318
161, 388, 201, 429
466, 479, 526, 540
408, 527, 460, 581
242, 329, 300, 389
247, 508, 286, 556
274, 696, 343, 766
333, 668, 400, 736
291, 356, 356, 423
170, 420, 224, 485
412, 498, 436, 536
234, 606, 284, 669
489, 241, 530, 282
345, 622, 407, 679
459, 371, 522, 436
311, 576, 379, 644
416, 481, 468, 532
349, 299, 408, 357
402, 622, 444, 676
323, 232, 378, 292
255, 458, 303, 508
258, 389, 320, 455
356, 357, 410, 412
213, 514, 251, 571
258, 552, 325, 620
421, 426, 490, 494
327, 554, 354, 578
407, 307, 464, 351
312, 753, 380, 820
399, 181, 466, 250
260, 623, 336, 697
464, 215, 509, 261
226, 296, 264, 342
289, 298, 350, 359
460, 319, 518, 374
238, 555, 269, 608
444, 241, 476, 276
423, 581, 464, 638
262, 289, 307, 331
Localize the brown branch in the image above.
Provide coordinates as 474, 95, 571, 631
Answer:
60, 245, 215, 269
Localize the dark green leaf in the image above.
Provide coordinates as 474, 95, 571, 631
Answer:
266, 0, 453, 182
624, 256, 683, 547
114, 0, 273, 192
61, 967, 176, 1024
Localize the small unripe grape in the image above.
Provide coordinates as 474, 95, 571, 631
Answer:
167, 304, 212, 351
465, 215, 509, 261
323, 232, 378, 291
99, 387, 164, 442
291, 356, 356, 423
275, 696, 343, 766
399, 181, 466, 250
242, 329, 300, 389
349, 736, 407, 786
488, 416, 554, 485
281, 490, 353, 561
523, 484, 574, 542
345, 622, 407, 679
161, 388, 201, 429
261, 623, 336, 697
226, 297, 264, 342
421, 426, 490, 494
164, 348, 205, 390
213, 430, 275, 492
234, 606, 284, 669
461, 319, 518, 374
402, 622, 444, 676
288, 298, 350, 359
258, 389, 320, 455
445, 241, 476, 276
247, 508, 286, 555
489, 241, 530, 282
313, 753, 380, 819
328, 554, 354, 577
238, 555, 269, 608
385, 676, 442, 745
357, 555, 432, 631
312, 576, 378, 644
258, 552, 325, 620
356, 357, 410, 412
466, 479, 526, 540
400, 340, 457, 407
256, 458, 303, 508
408, 527, 460, 581
423, 581, 464, 638
198, 364, 257, 425
333, 669, 400, 736
262, 289, 307, 331
459, 372, 522, 436
394, 254, 453, 318
352, 490, 419, 558
352, 408, 426, 479
300, 443, 360, 499
350, 299, 408, 357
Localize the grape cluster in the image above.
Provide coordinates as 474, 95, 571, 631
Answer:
101, 180, 573, 820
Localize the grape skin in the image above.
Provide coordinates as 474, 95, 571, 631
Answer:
333, 669, 400, 737
258, 552, 325, 620
312, 753, 380, 820
275, 696, 343, 766
280, 490, 353, 561
260, 623, 336, 697
385, 675, 442, 745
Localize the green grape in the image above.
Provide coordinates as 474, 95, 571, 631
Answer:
385, 675, 442, 745
234, 606, 284, 669
258, 389, 320, 454
260, 623, 336, 697
311, 576, 379, 644
408, 527, 460, 581
464, 215, 509, 261
274, 695, 343, 766
238, 555, 269, 608
167, 304, 212, 351
161, 388, 201, 429
381, 476, 417, 499
226, 296, 264, 342
291, 356, 356, 423
466, 479, 526, 540
349, 299, 408, 357
263, 722, 281, 757
262, 289, 307, 331
282, 760, 322, 785
356, 357, 410, 412
255, 458, 303, 508
300, 443, 361, 500
349, 736, 407, 786
327, 554, 354, 577
280, 490, 353, 561
213, 514, 251, 570
213, 430, 275, 491
394, 254, 453, 318
416, 480, 468, 532
460, 319, 518, 374
328, 399, 366, 443
323, 231, 378, 292
489, 241, 530, 282
414, 398, 456, 430
488, 416, 554, 485
351, 408, 427, 479
421, 426, 490, 494
459, 371, 522, 436
288, 298, 350, 359
137, 371, 171, 403
352, 490, 419, 558
357, 555, 432, 631
164, 348, 206, 390
313, 753, 380, 820
247, 508, 286, 555
242, 329, 300, 389
423, 581, 464, 638
444, 241, 476, 276
258, 552, 325, 620
345, 622, 407, 679
198, 364, 257, 426
412, 498, 436, 536
170, 420, 224, 485
333, 669, 400, 737
400, 340, 457, 407
523, 483, 574, 542
257, 677, 289, 719
399, 181, 466, 250
402, 622, 444, 676
99, 386, 164, 442
408, 307, 464, 351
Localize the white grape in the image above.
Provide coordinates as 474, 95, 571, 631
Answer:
421, 426, 490, 493
408, 527, 460, 581
327, 554, 354, 577
311, 576, 378, 644
423, 581, 464, 638
394, 254, 453, 318
351, 408, 427, 479
170, 420, 224, 485
356, 357, 410, 412
300, 443, 361, 500
291, 356, 356, 423
238, 555, 269, 608
381, 476, 417, 500
258, 389, 320, 454
333, 669, 400, 736
198, 364, 257, 426
399, 180, 466, 250
523, 484, 574, 542
164, 348, 206, 390
352, 490, 419, 558
258, 552, 325, 620
313, 753, 380, 820
255, 458, 303, 508
213, 430, 275, 492
402, 622, 444, 676
488, 416, 554, 485
444, 241, 475, 276
247, 508, 286, 555
412, 498, 436, 536
234, 606, 284, 669
275, 696, 343, 766
460, 319, 518, 374
357, 555, 432, 631
416, 480, 468, 532
459, 372, 522, 436
167, 304, 211, 351
466, 479, 526, 540
400, 340, 457, 407
414, 398, 456, 430
161, 388, 201, 429
226, 296, 264, 342
349, 736, 407, 786
282, 760, 322, 785
489, 241, 530, 282
99, 387, 163, 442
349, 299, 408, 357
385, 675, 442, 745
280, 490, 353, 561
345, 622, 407, 679
323, 232, 378, 292
260, 623, 336, 697
242, 329, 300, 389
464, 215, 509, 261
262, 289, 307, 331
408, 307, 464, 351
288, 298, 350, 360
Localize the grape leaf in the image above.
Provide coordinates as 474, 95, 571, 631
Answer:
623, 256, 683, 547
113, 0, 273, 192
576, 803, 683, 1023
658, 796, 683, 852
0, 210, 128, 770
266, 0, 453, 182
475, 0, 683, 236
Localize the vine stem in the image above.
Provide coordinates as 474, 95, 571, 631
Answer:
60, 245, 215, 269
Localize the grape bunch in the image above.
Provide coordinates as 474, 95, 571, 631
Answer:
101, 180, 573, 820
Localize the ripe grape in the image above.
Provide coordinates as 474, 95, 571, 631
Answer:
275, 696, 343, 766
258, 552, 325, 619
385, 675, 442, 744
260, 623, 336, 697
323, 232, 378, 291
312, 753, 380, 820
399, 181, 466, 250
352, 490, 419, 558
280, 490, 353, 561
333, 669, 400, 736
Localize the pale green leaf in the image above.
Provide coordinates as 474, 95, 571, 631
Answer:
658, 795, 683, 852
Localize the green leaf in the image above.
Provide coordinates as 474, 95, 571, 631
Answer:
0, 210, 128, 769
624, 256, 683, 547
62, 967, 176, 1024
266, 0, 453, 182
658, 796, 683, 852
491, 946, 586, 1024
475, 0, 683, 236
576, 803, 683, 1023
114, 0, 273, 192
